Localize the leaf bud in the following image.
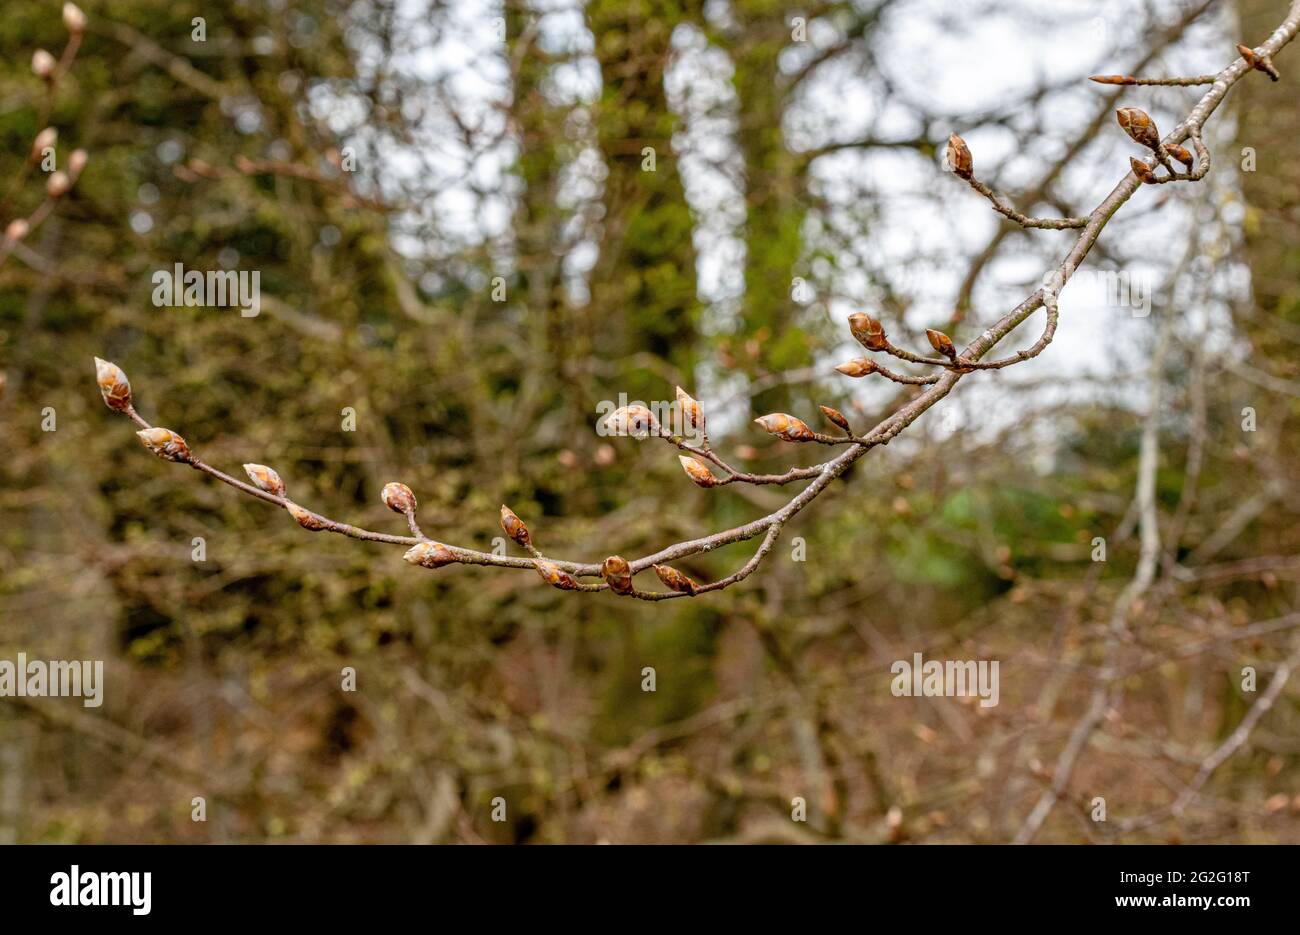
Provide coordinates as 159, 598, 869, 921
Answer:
535, 560, 579, 590
754, 412, 815, 442
602, 404, 660, 439
500, 504, 532, 548
925, 329, 957, 359
136, 427, 191, 463
946, 133, 973, 179
1116, 107, 1161, 150
286, 501, 326, 531
653, 564, 697, 595
242, 463, 285, 497
601, 555, 634, 595
834, 358, 877, 378
32, 50, 56, 79
678, 455, 718, 488
675, 386, 706, 437
1164, 143, 1194, 170
404, 541, 456, 568
1129, 156, 1156, 184
63, 3, 87, 34
93, 357, 131, 411
848, 312, 887, 351
381, 482, 417, 514
819, 405, 851, 433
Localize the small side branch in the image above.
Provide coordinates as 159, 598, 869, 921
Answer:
947, 135, 1087, 229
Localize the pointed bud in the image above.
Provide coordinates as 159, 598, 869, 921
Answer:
1164, 143, 1194, 170
381, 482, 417, 514
1236, 43, 1280, 81
46, 171, 70, 199
1129, 157, 1156, 184
946, 133, 973, 179
535, 559, 579, 590
602, 404, 659, 438
500, 504, 532, 549
286, 501, 326, 531
601, 555, 633, 595
653, 564, 697, 595
1088, 75, 1132, 85
834, 358, 877, 378
94, 357, 132, 411
926, 329, 957, 359
675, 386, 706, 436
136, 427, 191, 463
32, 50, 56, 79
242, 463, 285, 497
1116, 107, 1161, 150
848, 312, 887, 351
4, 220, 30, 243
63, 3, 87, 34
754, 413, 815, 442
404, 541, 456, 569
678, 455, 717, 488
819, 405, 851, 433
31, 128, 57, 161
68, 149, 88, 178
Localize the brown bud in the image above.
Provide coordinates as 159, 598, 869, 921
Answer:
46, 171, 70, 199
602, 404, 659, 438
381, 482, 417, 514
1129, 157, 1156, 184
946, 133, 973, 180
4, 220, 30, 243
1237, 43, 1280, 81
1116, 107, 1161, 150
31, 128, 57, 162
500, 504, 532, 549
94, 357, 132, 412
653, 563, 697, 595
601, 555, 633, 595
1164, 143, 1194, 170
286, 501, 326, 531
1088, 74, 1131, 85
242, 463, 285, 497
754, 412, 816, 442
848, 312, 887, 351
819, 405, 851, 433
675, 386, 705, 437
32, 50, 56, 79
404, 541, 456, 568
68, 149, 88, 178
925, 329, 957, 359
535, 559, 579, 590
677, 455, 718, 488
63, 3, 87, 34
136, 427, 191, 463
834, 358, 877, 378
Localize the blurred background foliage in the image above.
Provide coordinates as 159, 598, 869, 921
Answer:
1, 0, 1298, 843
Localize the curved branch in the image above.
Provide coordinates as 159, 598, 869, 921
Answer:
96, 3, 1300, 600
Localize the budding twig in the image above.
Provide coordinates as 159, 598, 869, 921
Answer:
0, 5, 85, 223
947, 134, 1088, 230
1089, 74, 1216, 87
97, 2, 1300, 601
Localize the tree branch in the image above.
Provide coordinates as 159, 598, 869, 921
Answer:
95, 3, 1300, 601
